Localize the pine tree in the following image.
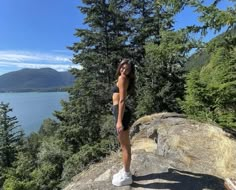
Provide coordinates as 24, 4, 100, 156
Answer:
180, 0, 236, 128
129, 0, 189, 46
55, 0, 133, 153
133, 0, 191, 117
0, 102, 24, 168
136, 30, 190, 117
188, 0, 236, 35
181, 47, 236, 128
180, 68, 207, 118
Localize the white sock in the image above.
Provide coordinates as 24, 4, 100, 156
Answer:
124, 170, 131, 177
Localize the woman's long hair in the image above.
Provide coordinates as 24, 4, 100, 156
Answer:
115, 58, 135, 95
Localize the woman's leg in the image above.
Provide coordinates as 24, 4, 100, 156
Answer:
118, 128, 131, 172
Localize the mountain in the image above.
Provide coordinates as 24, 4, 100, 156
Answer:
185, 27, 236, 71
0, 68, 75, 92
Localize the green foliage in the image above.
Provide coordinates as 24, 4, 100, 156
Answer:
61, 139, 117, 185
181, 47, 236, 127
24, 132, 42, 160
99, 114, 118, 140
181, 1, 236, 128
0, 167, 6, 188
31, 162, 60, 190
37, 137, 70, 164
11, 152, 35, 181
136, 30, 188, 117
179, 68, 207, 117
39, 118, 60, 137
185, 49, 210, 71
2, 145, 38, 190
2, 136, 70, 190
54, 0, 135, 154
129, 0, 188, 46
0, 103, 26, 189
3, 163, 36, 190
31, 136, 71, 189
188, 0, 236, 35
0, 102, 24, 168
3, 176, 36, 190
55, 0, 193, 154
186, 28, 236, 71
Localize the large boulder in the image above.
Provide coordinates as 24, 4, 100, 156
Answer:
63, 112, 236, 190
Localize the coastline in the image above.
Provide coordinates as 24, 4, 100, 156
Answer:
0, 87, 70, 93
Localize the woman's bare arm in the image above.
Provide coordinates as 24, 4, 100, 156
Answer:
117, 75, 128, 125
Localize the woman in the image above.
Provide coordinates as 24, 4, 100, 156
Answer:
111, 58, 135, 186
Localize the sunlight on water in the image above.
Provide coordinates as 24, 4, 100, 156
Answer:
0, 92, 69, 136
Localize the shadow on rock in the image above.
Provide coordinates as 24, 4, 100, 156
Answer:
223, 127, 236, 139
131, 168, 224, 190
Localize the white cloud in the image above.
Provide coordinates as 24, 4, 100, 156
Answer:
51, 49, 71, 53
0, 50, 81, 73
0, 50, 71, 63
0, 61, 81, 71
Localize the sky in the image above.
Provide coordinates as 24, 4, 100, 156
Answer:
0, 0, 234, 76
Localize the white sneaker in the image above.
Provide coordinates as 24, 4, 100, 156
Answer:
112, 168, 125, 179
112, 171, 133, 186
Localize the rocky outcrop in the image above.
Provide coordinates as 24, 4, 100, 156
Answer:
63, 112, 236, 190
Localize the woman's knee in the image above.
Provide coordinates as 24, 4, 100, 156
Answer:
118, 131, 129, 143
120, 141, 130, 149
119, 136, 131, 151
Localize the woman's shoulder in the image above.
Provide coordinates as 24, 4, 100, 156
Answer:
118, 75, 129, 82
118, 75, 129, 89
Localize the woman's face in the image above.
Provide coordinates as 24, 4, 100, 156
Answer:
120, 63, 131, 76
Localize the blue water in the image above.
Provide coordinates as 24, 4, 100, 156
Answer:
0, 92, 69, 136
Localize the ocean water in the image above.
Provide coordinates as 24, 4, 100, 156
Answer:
0, 92, 69, 136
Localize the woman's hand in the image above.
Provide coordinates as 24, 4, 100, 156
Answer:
116, 122, 123, 134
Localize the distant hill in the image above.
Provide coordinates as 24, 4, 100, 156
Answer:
185, 27, 236, 71
0, 68, 75, 92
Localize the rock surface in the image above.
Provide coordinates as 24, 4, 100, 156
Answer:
64, 112, 236, 190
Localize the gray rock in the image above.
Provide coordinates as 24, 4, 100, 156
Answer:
63, 112, 236, 190
94, 169, 111, 182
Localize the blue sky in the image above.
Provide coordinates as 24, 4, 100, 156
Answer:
0, 0, 234, 75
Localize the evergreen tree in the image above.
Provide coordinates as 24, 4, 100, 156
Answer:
2, 151, 36, 190
181, 47, 236, 128
181, 0, 236, 128
55, 0, 192, 151
55, 0, 133, 153
136, 30, 191, 116
38, 118, 59, 138
0, 102, 24, 168
24, 132, 42, 162
30, 136, 69, 190
133, 0, 192, 116
129, 0, 188, 47
188, 0, 236, 35
180, 68, 207, 118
